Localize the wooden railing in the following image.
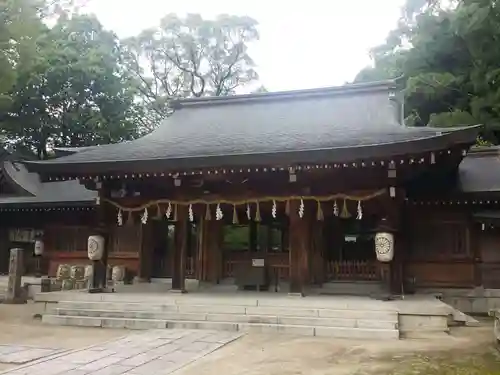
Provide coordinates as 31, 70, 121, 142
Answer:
326, 260, 379, 281
222, 252, 289, 280
223, 255, 378, 282
223, 260, 289, 280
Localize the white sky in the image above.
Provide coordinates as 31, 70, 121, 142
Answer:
84, 0, 406, 92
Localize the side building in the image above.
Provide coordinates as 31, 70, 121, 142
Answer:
0, 147, 98, 276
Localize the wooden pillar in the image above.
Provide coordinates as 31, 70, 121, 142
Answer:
196, 215, 208, 281
198, 217, 223, 283
378, 192, 402, 296
288, 200, 311, 296
311, 221, 325, 285
206, 220, 223, 283
172, 205, 188, 292
471, 224, 483, 287
136, 224, 153, 283
90, 188, 109, 293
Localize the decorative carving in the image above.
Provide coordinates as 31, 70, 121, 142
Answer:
70, 265, 85, 280
87, 235, 104, 261
34, 240, 44, 256
84, 265, 93, 280
374, 232, 394, 262
56, 264, 71, 280
111, 265, 125, 282
62, 279, 74, 290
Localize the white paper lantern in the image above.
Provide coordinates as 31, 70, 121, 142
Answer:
34, 240, 44, 256
374, 232, 394, 262
87, 235, 105, 261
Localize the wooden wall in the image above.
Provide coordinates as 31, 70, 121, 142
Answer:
477, 229, 500, 288
44, 224, 141, 277
0, 210, 142, 277
404, 206, 477, 288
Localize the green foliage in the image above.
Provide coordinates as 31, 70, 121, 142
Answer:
355, 0, 500, 142
121, 13, 260, 130
223, 225, 250, 251
1, 9, 141, 159
0, 0, 44, 112
1, 5, 261, 154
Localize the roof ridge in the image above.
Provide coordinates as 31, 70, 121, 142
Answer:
172, 79, 399, 109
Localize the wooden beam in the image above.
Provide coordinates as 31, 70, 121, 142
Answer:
172, 205, 188, 292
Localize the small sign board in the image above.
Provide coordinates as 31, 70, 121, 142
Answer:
344, 235, 357, 242
252, 258, 265, 267
9, 228, 35, 243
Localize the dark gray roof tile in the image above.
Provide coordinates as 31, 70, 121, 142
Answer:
0, 161, 96, 207
24, 80, 481, 174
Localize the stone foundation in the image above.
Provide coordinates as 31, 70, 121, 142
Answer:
418, 287, 500, 315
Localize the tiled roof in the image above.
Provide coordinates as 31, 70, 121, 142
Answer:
24, 80, 480, 175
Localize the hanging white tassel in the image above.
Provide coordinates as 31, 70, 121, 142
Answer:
271, 200, 277, 219
333, 200, 339, 216
246, 203, 251, 220
356, 200, 363, 220
140, 208, 148, 224
299, 199, 304, 218
188, 204, 194, 222
216, 203, 223, 221
117, 209, 123, 226
165, 202, 172, 219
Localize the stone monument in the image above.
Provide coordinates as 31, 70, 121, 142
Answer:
4, 248, 25, 304
493, 309, 500, 345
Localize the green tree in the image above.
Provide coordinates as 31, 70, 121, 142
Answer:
355, 0, 500, 142
121, 13, 260, 131
2, 13, 142, 159
0, 0, 45, 112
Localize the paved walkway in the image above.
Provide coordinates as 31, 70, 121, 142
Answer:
0, 346, 63, 365
2, 329, 242, 375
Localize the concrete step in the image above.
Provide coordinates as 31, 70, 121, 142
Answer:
56, 301, 398, 321
54, 308, 397, 329
42, 314, 399, 339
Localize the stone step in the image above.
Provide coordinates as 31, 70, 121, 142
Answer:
54, 308, 397, 329
42, 294, 395, 310
42, 315, 399, 340
56, 301, 398, 321
318, 282, 384, 296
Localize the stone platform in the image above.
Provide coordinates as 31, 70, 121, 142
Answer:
32, 284, 468, 340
